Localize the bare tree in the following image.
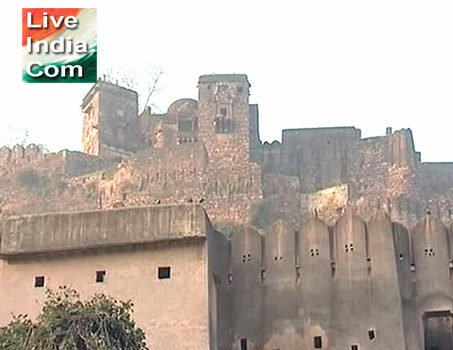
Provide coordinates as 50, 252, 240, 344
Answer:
1, 126, 29, 147
103, 63, 164, 115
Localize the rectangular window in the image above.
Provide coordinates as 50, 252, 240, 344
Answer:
178, 120, 194, 133
158, 266, 171, 279
240, 338, 247, 350
96, 270, 106, 283
351, 345, 359, 350
368, 329, 375, 340
214, 117, 233, 133
314, 336, 322, 348
34, 276, 45, 288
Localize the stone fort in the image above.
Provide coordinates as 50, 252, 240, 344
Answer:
0, 74, 453, 350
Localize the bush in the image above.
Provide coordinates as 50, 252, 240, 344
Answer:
0, 287, 147, 350
13, 169, 65, 197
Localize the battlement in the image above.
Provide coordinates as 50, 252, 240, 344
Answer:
0, 204, 210, 257
0, 144, 44, 166
0, 145, 116, 178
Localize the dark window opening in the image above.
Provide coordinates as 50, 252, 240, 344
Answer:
34, 276, 45, 288
368, 329, 375, 340
214, 117, 233, 133
240, 338, 248, 350
158, 266, 171, 279
424, 311, 453, 350
96, 270, 106, 283
220, 107, 227, 117
351, 345, 359, 350
314, 335, 322, 348
178, 119, 197, 133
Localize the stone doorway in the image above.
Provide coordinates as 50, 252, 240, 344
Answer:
424, 311, 453, 350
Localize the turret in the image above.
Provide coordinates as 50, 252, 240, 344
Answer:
81, 78, 139, 158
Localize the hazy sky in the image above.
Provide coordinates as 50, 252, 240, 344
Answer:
4, 0, 453, 161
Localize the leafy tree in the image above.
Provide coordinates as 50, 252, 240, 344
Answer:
0, 287, 147, 350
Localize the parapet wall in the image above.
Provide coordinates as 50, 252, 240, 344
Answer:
0, 144, 116, 177
0, 144, 45, 167
263, 127, 360, 193
1, 204, 210, 257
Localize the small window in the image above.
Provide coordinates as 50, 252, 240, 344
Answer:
158, 266, 171, 279
96, 270, 106, 283
314, 335, 322, 348
115, 109, 124, 118
368, 329, 375, 340
220, 107, 227, 117
214, 117, 233, 133
351, 345, 359, 350
237, 86, 244, 93
240, 338, 248, 350
178, 120, 195, 133
34, 276, 45, 288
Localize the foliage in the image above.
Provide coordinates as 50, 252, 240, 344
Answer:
12, 168, 65, 197
250, 200, 276, 229
0, 287, 147, 350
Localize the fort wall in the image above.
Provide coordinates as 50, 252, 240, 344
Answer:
229, 211, 453, 350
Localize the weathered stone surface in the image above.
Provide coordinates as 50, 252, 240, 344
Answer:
1, 204, 209, 256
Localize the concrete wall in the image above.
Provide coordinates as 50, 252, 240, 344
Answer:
1, 204, 210, 256
0, 204, 219, 350
0, 241, 210, 350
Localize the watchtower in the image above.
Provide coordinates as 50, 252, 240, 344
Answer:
197, 74, 254, 167
81, 79, 139, 158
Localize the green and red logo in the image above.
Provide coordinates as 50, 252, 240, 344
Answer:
22, 8, 97, 83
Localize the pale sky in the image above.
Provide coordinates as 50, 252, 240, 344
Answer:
3, 0, 453, 162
